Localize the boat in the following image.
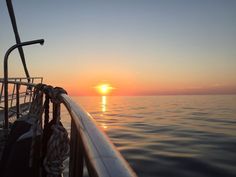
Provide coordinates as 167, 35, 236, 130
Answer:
0, 1, 137, 177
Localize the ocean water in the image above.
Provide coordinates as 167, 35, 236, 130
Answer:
64, 95, 236, 177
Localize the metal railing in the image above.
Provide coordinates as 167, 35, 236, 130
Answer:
3, 39, 44, 128
61, 94, 137, 177
0, 77, 43, 123
0, 78, 137, 177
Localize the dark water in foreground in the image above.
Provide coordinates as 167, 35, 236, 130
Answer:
65, 95, 236, 177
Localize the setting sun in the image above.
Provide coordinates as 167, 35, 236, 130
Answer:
95, 84, 114, 95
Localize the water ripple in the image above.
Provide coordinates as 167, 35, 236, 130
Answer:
67, 95, 236, 177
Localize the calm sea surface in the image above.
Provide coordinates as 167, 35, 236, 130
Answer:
63, 95, 236, 177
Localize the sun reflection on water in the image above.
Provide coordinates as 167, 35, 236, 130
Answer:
102, 96, 107, 112
101, 96, 108, 130
102, 123, 108, 129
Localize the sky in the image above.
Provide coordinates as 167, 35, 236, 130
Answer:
0, 0, 236, 96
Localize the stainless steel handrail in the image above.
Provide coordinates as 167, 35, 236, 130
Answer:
60, 94, 137, 177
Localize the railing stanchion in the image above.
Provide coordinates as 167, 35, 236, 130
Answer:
11, 79, 16, 108
69, 119, 84, 177
0, 81, 4, 102
16, 83, 20, 119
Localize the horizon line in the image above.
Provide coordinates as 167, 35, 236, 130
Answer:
70, 93, 236, 97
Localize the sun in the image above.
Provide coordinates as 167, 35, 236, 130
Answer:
95, 84, 114, 95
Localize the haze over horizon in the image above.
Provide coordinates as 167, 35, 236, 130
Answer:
1, 0, 236, 96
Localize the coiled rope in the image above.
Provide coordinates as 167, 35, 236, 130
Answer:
42, 87, 69, 177
25, 84, 69, 177
29, 84, 45, 167
43, 124, 69, 177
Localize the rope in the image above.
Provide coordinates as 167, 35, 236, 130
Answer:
43, 86, 70, 177
44, 94, 50, 127
29, 84, 45, 167
43, 124, 70, 177
23, 84, 69, 176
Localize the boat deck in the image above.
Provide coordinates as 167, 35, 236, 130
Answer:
0, 102, 31, 122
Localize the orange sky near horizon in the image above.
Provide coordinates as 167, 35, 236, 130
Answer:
57, 71, 236, 96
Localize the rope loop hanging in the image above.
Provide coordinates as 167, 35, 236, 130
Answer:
7, 83, 70, 176
43, 123, 70, 177
42, 86, 70, 177
43, 85, 54, 128
28, 84, 45, 167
